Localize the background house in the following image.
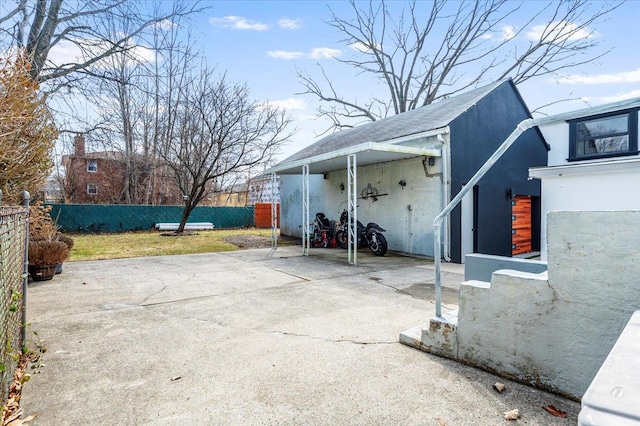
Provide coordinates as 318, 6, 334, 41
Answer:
529, 98, 640, 259
62, 135, 130, 204
272, 79, 548, 263
62, 135, 233, 206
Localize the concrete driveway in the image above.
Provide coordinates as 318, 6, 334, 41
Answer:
22, 247, 579, 425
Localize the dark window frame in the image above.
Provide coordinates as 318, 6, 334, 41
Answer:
87, 159, 98, 172
567, 108, 638, 161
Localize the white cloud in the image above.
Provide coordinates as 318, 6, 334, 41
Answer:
47, 38, 155, 69
155, 19, 177, 30
278, 18, 301, 30
349, 41, 381, 53
267, 47, 341, 60
209, 16, 269, 31
265, 98, 307, 111
527, 21, 596, 43
308, 47, 341, 59
267, 50, 306, 59
502, 25, 516, 41
557, 69, 640, 84
47, 39, 84, 66
480, 33, 494, 40
586, 90, 640, 104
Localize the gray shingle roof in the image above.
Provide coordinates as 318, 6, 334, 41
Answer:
280, 80, 509, 164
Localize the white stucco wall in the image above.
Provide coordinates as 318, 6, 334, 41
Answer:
537, 165, 640, 259
279, 156, 445, 256
454, 211, 640, 399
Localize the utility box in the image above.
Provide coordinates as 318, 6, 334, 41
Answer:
578, 311, 640, 425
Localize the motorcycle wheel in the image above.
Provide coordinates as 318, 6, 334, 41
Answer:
369, 232, 387, 256
336, 230, 348, 249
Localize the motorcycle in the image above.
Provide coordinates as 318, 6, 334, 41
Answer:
335, 209, 387, 256
310, 212, 336, 248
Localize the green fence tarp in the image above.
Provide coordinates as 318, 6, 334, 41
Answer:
47, 204, 255, 233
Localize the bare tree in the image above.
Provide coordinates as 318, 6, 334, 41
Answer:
157, 68, 293, 233
0, 0, 204, 85
299, 0, 621, 131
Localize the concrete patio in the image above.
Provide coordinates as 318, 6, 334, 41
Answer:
21, 246, 579, 425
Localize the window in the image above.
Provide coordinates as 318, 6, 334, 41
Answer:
87, 159, 98, 172
87, 184, 98, 195
568, 109, 638, 161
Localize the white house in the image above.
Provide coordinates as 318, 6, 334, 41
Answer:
529, 98, 640, 259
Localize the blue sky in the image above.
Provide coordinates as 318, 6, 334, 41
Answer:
187, 1, 640, 162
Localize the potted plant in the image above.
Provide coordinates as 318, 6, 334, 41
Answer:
28, 203, 70, 281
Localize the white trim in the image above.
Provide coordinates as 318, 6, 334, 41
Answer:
268, 141, 442, 175
382, 126, 450, 145
531, 98, 640, 126
529, 157, 640, 179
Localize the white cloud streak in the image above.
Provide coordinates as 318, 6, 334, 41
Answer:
47, 38, 155, 69
526, 21, 596, 43
267, 47, 341, 60
209, 16, 269, 31
584, 90, 640, 104
278, 18, 301, 30
557, 69, 640, 84
265, 98, 307, 111
502, 25, 516, 40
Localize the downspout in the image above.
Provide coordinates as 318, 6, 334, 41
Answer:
437, 133, 452, 262
433, 118, 533, 318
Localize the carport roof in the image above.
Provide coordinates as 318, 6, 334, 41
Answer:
268, 141, 442, 175
270, 79, 509, 175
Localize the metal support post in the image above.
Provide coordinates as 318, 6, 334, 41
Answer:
270, 173, 278, 251
21, 190, 30, 343
347, 154, 357, 265
302, 165, 310, 256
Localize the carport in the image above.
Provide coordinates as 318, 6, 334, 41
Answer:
267, 140, 441, 265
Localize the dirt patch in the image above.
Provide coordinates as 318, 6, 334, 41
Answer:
223, 235, 299, 249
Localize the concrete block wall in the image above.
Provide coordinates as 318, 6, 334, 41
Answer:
408, 210, 640, 399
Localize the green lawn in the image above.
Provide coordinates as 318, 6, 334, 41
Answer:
68, 228, 277, 261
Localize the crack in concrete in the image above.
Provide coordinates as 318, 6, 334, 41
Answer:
270, 330, 396, 345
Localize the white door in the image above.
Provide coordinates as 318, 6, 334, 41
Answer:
461, 186, 474, 264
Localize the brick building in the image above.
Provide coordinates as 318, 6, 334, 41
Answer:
62, 135, 182, 205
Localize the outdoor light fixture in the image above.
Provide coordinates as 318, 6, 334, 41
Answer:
428, 157, 436, 166
398, 179, 407, 189
339, 183, 345, 192
183, 195, 188, 201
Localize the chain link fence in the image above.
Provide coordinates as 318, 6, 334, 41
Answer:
48, 204, 255, 233
0, 204, 28, 404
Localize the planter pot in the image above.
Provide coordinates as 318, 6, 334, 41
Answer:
29, 264, 59, 281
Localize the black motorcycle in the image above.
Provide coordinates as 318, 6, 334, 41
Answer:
335, 210, 387, 256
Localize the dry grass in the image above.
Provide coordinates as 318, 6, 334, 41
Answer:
68, 228, 286, 261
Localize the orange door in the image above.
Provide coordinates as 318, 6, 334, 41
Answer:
511, 195, 532, 255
